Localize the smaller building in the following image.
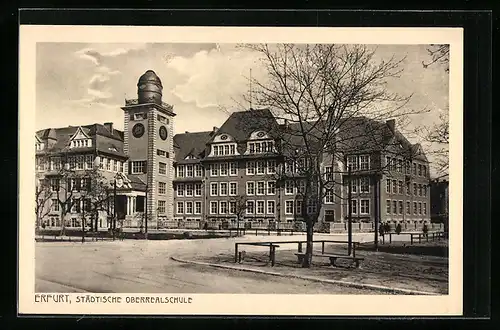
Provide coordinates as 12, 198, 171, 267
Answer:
430, 178, 449, 229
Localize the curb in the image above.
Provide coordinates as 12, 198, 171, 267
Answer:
171, 257, 438, 296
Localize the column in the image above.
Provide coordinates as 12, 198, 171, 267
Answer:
126, 196, 130, 215
132, 197, 136, 215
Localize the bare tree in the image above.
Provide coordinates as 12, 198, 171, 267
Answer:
35, 176, 53, 229
236, 44, 420, 267
422, 44, 450, 73
229, 195, 248, 235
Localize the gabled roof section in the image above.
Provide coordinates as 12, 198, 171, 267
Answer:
173, 131, 213, 162
210, 109, 279, 144
69, 126, 91, 141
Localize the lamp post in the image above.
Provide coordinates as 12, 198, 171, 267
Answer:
347, 166, 353, 256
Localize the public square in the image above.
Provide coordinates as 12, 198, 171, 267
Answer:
35, 232, 448, 295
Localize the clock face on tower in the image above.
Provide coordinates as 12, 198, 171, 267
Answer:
159, 125, 168, 140
132, 123, 145, 138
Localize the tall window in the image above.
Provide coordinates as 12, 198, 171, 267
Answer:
220, 182, 228, 196
392, 200, 397, 214
195, 183, 202, 196
220, 163, 228, 176
296, 200, 303, 215
351, 178, 358, 193
210, 201, 218, 214
285, 201, 294, 214
131, 161, 146, 174
229, 202, 236, 214
413, 202, 418, 215
246, 182, 255, 195
386, 200, 391, 214
418, 184, 422, 196
159, 162, 167, 175
360, 177, 370, 193
347, 156, 358, 171
359, 155, 369, 170
308, 200, 318, 214
69, 156, 76, 169
423, 203, 427, 215
195, 202, 202, 214
423, 165, 427, 177
350, 200, 358, 214
158, 182, 166, 195
325, 189, 334, 203
117, 160, 122, 173
210, 164, 218, 176
229, 162, 237, 176
246, 161, 255, 175
386, 179, 391, 193
392, 180, 397, 194
50, 178, 60, 192
256, 182, 265, 195
186, 165, 193, 177
186, 183, 193, 196
324, 166, 333, 181
398, 181, 403, 194
386, 156, 391, 171
195, 164, 203, 177
360, 200, 370, 214
229, 182, 237, 196
84, 155, 92, 169
285, 181, 294, 195
267, 160, 276, 174
413, 183, 418, 195
397, 159, 403, 172
418, 164, 422, 176
256, 161, 265, 174
52, 199, 59, 212
246, 201, 255, 214
406, 182, 411, 195
177, 183, 184, 197
158, 201, 166, 214
210, 183, 218, 196
398, 201, 403, 214
267, 201, 275, 214
423, 185, 427, 197
220, 201, 228, 214
406, 201, 411, 214
105, 158, 111, 171
256, 201, 265, 214
267, 181, 276, 195
185, 201, 193, 214
298, 180, 306, 195
413, 163, 417, 175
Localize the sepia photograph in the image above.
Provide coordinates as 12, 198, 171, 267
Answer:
19, 26, 463, 315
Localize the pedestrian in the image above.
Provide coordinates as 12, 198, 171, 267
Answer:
396, 222, 402, 235
379, 223, 385, 243
422, 222, 429, 238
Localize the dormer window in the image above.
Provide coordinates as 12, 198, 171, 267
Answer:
35, 142, 45, 151
210, 143, 238, 157
247, 140, 274, 154
70, 139, 92, 148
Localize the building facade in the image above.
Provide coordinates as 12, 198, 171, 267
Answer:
35, 70, 431, 231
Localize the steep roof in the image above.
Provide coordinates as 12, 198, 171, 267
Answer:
173, 131, 213, 162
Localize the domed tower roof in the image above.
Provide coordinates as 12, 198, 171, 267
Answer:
137, 70, 163, 87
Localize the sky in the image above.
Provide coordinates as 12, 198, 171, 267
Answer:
35, 42, 449, 175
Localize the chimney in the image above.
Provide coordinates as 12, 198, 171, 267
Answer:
104, 122, 113, 133
386, 119, 395, 134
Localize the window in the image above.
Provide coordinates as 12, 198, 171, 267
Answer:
157, 149, 166, 157
186, 183, 193, 196
69, 156, 76, 169
220, 163, 228, 176
360, 200, 370, 214
249, 143, 255, 154
256, 161, 265, 174
50, 178, 60, 192
246, 201, 255, 214
185, 201, 193, 214
159, 162, 167, 175
406, 182, 411, 195
117, 161, 122, 173
112, 159, 117, 172
285, 181, 294, 195
186, 165, 193, 177
224, 145, 229, 155
177, 183, 185, 197
423, 185, 427, 197
256, 201, 265, 214
392, 200, 397, 214
229, 202, 236, 214
307, 200, 317, 214
131, 161, 146, 174
413, 183, 418, 195
158, 182, 166, 195
324, 166, 333, 181
52, 199, 59, 212
398, 201, 403, 215
359, 155, 369, 170
285, 160, 294, 173
211, 183, 218, 196
134, 112, 146, 120
347, 156, 358, 171
246, 161, 255, 175
84, 155, 92, 169
392, 180, 397, 194
220, 201, 228, 214
423, 203, 427, 215
210, 201, 218, 214
398, 181, 403, 194
406, 201, 411, 214
406, 161, 411, 174
413, 202, 418, 215
418, 184, 422, 197
413, 163, 417, 175
423, 165, 427, 177
267, 181, 276, 195
325, 189, 334, 203
360, 177, 370, 193
220, 182, 228, 196
157, 114, 167, 123
210, 164, 218, 176
257, 181, 265, 195
246, 182, 255, 195
105, 158, 111, 171
229, 182, 237, 196
418, 164, 422, 176
229, 162, 237, 176
298, 180, 306, 195
351, 178, 358, 193
195, 183, 202, 196
386, 156, 391, 170
230, 145, 236, 155
397, 159, 403, 173
418, 202, 422, 215
296, 200, 303, 215
195, 164, 203, 177
212, 145, 219, 156
267, 201, 275, 214
350, 200, 358, 214
285, 201, 294, 215
386, 200, 391, 214
386, 179, 391, 193
267, 160, 276, 174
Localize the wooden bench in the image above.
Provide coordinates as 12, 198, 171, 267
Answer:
295, 253, 364, 268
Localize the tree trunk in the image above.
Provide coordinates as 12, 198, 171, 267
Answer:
302, 220, 314, 268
